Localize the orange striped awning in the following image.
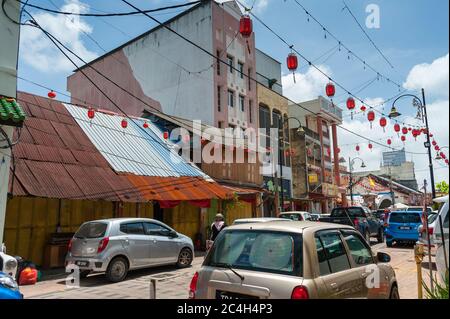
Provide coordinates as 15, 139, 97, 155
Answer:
126, 175, 232, 201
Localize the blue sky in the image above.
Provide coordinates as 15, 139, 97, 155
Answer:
17, 0, 449, 185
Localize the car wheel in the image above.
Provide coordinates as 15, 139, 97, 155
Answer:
386, 240, 393, 248
106, 257, 128, 283
389, 285, 400, 299
377, 229, 385, 243
80, 270, 91, 279
176, 248, 193, 268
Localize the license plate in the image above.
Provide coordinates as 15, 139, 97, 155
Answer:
216, 290, 259, 299
399, 226, 411, 230
75, 260, 89, 267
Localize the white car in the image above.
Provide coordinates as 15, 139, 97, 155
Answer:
418, 212, 438, 256
432, 196, 449, 280
279, 211, 313, 221
0, 244, 18, 278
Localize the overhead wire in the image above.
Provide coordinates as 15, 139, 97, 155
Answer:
17, 1, 428, 156
342, 1, 395, 69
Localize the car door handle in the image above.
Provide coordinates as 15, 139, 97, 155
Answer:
330, 283, 339, 291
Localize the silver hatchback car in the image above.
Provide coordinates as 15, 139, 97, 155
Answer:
66, 218, 194, 282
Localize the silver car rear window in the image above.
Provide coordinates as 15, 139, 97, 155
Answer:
204, 230, 302, 276
75, 222, 108, 239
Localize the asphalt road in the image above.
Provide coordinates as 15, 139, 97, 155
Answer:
21, 241, 432, 299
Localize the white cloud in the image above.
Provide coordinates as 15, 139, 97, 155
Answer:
403, 53, 449, 99
20, 0, 97, 73
282, 65, 331, 102
232, 0, 270, 14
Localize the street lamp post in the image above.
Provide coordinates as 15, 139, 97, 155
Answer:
348, 157, 366, 206
277, 117, 304, 212
389, 88, 436, 198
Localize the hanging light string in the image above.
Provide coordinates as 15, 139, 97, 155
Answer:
341, 1, 395, 69
291, 0, 399, 84
240, 2, 426, 130
16, 5, 428, 156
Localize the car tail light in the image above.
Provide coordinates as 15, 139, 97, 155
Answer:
189, 272, 199, 299
97, 237, 109, 253
353, 218, 359, 229
67, 238, 73, 252
291, 286, 309, 299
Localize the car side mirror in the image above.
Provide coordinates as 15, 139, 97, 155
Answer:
377, 252, 391, 263
168, 230, 178, 238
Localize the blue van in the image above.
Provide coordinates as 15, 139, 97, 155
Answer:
386, 211, 422, 247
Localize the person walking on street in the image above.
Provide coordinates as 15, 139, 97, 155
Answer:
206, 213, 227, 252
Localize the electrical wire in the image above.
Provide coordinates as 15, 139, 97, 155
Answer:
342, 1, 395, 69
19, 3, 428, 156
291, 0, 399, 83
14, 0, 201, 17
238, 1, 425, 130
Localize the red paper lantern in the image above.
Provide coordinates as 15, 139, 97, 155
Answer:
401, 135, 406, 143
394, 123, 401, 135
143, 121, 149, 128
367, 110, 375, 128
435, 145, 440, 151
379, 117, 387, 132
440, 152, 445, 158
432, 140, 437, 146
325, 82, 335, 98
121, 119, 128, 129
163, 131, 169, 140
402, 127, 408, 135
360, 105, 367, 113
412, 129, 419, 140
287, 53, 298, 71
368, 143, 373, 151
387, 139, 392, 146
239, 14, 252, 38
47, 90, 56, 99
346, 97, 356, 110
445, 159, 449, 165
408, 127, 412, 131
347, 97, 356, 120
356, 145, 360, 152
87, 107, 95, 119
429, 133, 433, 138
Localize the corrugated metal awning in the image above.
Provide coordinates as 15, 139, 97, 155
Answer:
127, 175, 231, 201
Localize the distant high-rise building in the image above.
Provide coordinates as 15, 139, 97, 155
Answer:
383, 148, 406, 167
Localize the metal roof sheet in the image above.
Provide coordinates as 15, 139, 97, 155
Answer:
10, 92, 230, 202
65, 103, 208, 179
10, 92, 142, 202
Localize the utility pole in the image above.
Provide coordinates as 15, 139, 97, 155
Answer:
389, 166, 395, 206
349, 157, 353, 206
0, 0, 21, 244
421, 89, 436, 199
422, 180, 434, 291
